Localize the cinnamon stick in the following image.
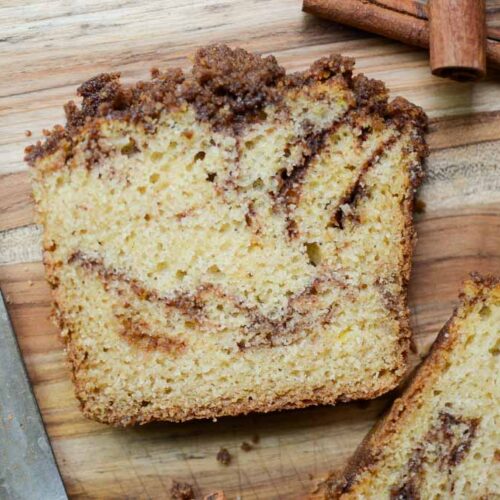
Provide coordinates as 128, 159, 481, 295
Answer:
430, 0, 486, 81
374, 0, 427, 19
302, 0, 500, 69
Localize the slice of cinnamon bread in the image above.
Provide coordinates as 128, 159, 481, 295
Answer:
325, 275, 500, 499
26, 45, 427, 426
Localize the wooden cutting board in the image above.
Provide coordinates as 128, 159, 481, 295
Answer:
1, 1, 500, 498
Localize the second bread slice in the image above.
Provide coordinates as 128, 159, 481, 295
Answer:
325, 275, 500, 499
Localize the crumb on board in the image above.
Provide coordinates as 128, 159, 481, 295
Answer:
25, 130, 32, 137
216, 447, 231, 465
28, 280, 34, 287
251, 434, 260, 444
170, 480, 195, 500
240, 441, 252, 452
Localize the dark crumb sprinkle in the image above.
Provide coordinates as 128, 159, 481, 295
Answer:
414, 198, 426, 214
25, 130, 32, 137
216, 447, 231, 465
240, 441, 253, 452
308, 473, 314, 480
251, 434, 260, 444
170, 480, 195, 500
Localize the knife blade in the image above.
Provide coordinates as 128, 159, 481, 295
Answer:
0, 290, 68, 500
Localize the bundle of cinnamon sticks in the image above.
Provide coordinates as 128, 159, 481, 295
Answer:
303, 0, 500, 81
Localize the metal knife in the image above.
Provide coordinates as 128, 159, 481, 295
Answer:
0, 290, 68, 500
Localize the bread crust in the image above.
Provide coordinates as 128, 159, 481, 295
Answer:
28, 45, 428, 426
323, 274, 500, 498
76, 377, 402, 427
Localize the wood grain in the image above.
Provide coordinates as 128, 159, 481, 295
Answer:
1, 1, 499, 498
0, 172, 34, 231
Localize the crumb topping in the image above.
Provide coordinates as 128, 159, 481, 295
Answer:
25, 44, 427, 168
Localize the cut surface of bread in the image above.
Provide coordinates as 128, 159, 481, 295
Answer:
26, 45, 427, 425
324, 275, 500, 499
